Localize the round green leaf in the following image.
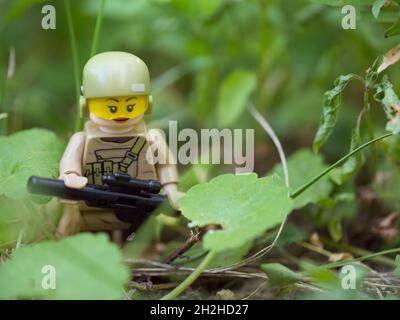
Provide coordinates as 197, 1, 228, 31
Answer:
179, 173, 293, 252
0, 233, 130, 299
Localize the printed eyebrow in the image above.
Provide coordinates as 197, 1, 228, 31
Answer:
126, 97, 137, 102
107, 98, 119, 102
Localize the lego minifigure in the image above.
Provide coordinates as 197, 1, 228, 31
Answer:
57, 51, 183, 237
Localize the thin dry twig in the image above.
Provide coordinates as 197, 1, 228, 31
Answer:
127, 260, 267, 279
165, 230, 203, 264
130, 281, 180, 292
241, 281, 266, 300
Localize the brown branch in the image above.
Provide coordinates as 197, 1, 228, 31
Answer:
164, 230, 203, 264
130, 281, 179, 292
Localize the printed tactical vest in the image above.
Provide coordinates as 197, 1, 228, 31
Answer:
82, 121, 157, 185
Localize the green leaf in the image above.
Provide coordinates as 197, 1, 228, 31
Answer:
372, 0, 387, 19
302, 263, 370, 299
274, 223, 307, 251
313, 74, 359, 152
0, 233, 130, 299
365, 56, 383, 87
328, 218, 343, 242
396, 256, 400, 275
385, 16, 400, 38
261, 263, 302, 287
374, 75, 400, 134
0, 197, 24, 246
271, 149, 333, 209
0, 128, 64, 200
216, 70, 257, 127
179, 173, 293, 252
206, 242, 253, 268
341, 129, 364, 176
330, 128, 365, 185
0, 197, 60, 246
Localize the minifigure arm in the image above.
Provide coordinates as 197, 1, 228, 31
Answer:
147, 128, 179, 185
59, 132, 88, 189
59, 131, 86, 176
147, 128, 184, 210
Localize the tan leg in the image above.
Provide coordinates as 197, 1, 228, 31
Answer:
80, 210, 131, 231
56, 203, 82, 239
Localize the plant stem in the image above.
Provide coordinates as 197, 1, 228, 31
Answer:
0, 48, 16, 135
160, 250, 216, 300
90, 0, 106, 57
65, 0, 83, 132
298, 242, 332, 258
290, 133, 393, 199
363, 88, 377, 177
321, 237, 396, 268
307, 247, 400, 272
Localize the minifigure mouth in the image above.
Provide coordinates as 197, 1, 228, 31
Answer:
113, 117, 129, 122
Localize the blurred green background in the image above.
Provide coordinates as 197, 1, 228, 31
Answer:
1, 0, 400, 299
0, 0, 399, 168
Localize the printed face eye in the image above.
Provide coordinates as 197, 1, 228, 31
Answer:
126, 104, 135, 112
107, 105, 118, 113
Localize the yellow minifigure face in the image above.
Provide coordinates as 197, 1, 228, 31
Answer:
88, 95, 148, 121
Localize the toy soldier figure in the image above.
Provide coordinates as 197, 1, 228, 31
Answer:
57, 51, 183, 238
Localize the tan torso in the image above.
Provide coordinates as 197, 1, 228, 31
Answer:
82, 121, 157, 185
58, 119, 179, 233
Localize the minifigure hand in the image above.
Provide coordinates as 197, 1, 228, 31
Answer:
163, 183, 186, 211
60, 173, 88, 189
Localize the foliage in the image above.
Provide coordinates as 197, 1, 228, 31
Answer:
332, 128, 365, 184
0, 128, 63, 246
313, 74, 360, 153
0, 0, 400, 301
179, 173, 293, 252
216, 70, 257, 127
375, 75, 400, 134
0, 128, 63, 199
0, 233, 130, 299
271, 149, 333, 209
261, 263, 302, 287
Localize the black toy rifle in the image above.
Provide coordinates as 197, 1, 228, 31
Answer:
27, 172, 165, 223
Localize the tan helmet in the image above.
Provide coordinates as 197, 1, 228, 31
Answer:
80, 51, 152, 116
